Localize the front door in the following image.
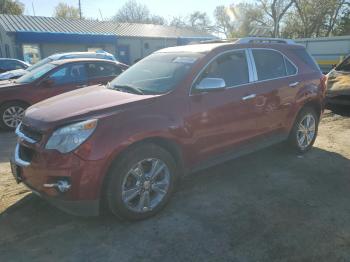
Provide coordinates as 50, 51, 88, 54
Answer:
187, 50, 261, 165
36, 63, 88, 102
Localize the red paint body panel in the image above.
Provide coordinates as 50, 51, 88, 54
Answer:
0, 59, 127, 108
13, 42, 325, 214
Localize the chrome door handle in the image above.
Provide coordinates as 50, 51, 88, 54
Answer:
289, 81, 299, 87
242, 94, 256, 101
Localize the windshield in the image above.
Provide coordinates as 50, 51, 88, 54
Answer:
27, 57, 54, 72
109, 52, 203, 94
16, 63, 56, 84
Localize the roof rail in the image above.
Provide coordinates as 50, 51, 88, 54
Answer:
194, 38, 237, 44
236, 37, 295, 44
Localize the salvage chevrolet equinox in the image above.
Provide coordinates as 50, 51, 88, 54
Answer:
11, 38, 327, 220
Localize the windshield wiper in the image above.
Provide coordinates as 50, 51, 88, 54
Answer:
109, 83, 144, 95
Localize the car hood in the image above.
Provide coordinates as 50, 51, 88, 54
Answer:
0, 69, 27, 80
23, 85, 157, 130
0, 79, 24, 89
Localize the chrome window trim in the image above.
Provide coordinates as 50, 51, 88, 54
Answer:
189, 48, 254, 96
189, 47, 300, 96
249, 48, 299, 84
15, 123, 38, 144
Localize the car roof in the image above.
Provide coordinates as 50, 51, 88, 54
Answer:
157, 37, 304, 54
49, 51, 114, 60
50, 58, 118, 65
0, 58, 24, 62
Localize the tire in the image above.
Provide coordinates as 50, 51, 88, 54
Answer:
288, 107, 319, 153
0, 102, 27, 131
105, 143, 178, 221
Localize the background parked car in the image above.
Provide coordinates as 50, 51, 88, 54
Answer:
0, 58, 30, 73
0, 58, 127, 130
326, 55, 350, 106
0, 51, 126, 80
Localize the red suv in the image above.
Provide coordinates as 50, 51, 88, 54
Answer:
11, 38, 326, 220
0, 58, 127, 130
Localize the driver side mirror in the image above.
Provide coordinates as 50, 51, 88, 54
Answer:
41, 78, 55, 87
195, 77, 226, 92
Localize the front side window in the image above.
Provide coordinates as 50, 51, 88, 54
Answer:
109, 52, 203, 95
87, 62, 121, 79
195, 50, 249, 89
16, 63, 56, 84
27, 57, 53, 72
49, 63, 87, 85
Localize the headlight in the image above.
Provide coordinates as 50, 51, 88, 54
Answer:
45, 119, 98, 153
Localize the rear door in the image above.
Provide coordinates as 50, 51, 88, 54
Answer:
248, 48, 299, 137
188, 49, 261, 165
86, 62, 123, 86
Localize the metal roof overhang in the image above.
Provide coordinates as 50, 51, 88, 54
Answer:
15, 31, 117, 44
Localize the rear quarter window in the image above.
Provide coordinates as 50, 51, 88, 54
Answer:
291, 49, 320, 72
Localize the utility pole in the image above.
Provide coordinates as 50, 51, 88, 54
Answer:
32, 1, 36, 16
78, 0, 82, 19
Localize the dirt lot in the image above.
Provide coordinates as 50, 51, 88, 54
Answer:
1, 109, 350, 262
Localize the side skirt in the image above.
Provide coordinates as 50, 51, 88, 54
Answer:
188, 133, 288, 174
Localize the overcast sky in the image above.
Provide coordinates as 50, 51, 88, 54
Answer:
21, 0, 237, 21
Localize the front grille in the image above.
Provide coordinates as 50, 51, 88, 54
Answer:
18, 144, 35, 162
20, 124, 43, 142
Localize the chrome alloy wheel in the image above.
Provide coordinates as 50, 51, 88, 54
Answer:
121, 158, 171, 213
2, 106, 25, 128
297, 113, 316, 150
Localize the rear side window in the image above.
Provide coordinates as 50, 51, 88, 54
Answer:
197, 50, 249, 87
285, 59, 297, 75
252, 49, 298, 81
253, 49, 286, 80
86, 62, 122, 78
292, 49, 320, 72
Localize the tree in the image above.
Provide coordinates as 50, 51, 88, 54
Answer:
336, 7, 350, 35
169, 16, 187, 28
0, 0, 24, 15
188, 11, 212, 32
213, 5, 235, 38
281, 0, 349, 38
257, 0, 294, 37
54, 2, 80, 19
112, 0, 165, 25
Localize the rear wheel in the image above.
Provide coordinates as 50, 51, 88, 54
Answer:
288, 107, 319, 153
105, 143, 178, 220
0, 102, 27, 131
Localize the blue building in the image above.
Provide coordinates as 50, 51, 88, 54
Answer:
0, 14, 214, 65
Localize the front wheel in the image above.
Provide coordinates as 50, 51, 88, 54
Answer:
0, 102, 27, 131
288, 107, 319, 153
105, 143, 178, 220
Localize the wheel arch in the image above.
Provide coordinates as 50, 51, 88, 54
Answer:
99, 136, 185, 206
0, 99, 30, 108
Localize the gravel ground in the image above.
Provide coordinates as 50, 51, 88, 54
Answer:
0, 108, 350, 262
